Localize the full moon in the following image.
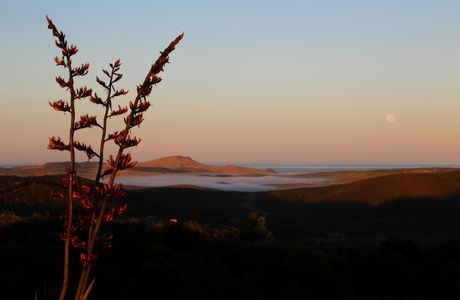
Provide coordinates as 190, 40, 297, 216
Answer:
385, 113, 397, 124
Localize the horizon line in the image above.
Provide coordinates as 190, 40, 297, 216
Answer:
3, 159, 460, 168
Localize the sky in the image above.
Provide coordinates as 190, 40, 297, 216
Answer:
0, 0, 460, 164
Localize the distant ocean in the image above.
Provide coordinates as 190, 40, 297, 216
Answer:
2, 162, 460, 174
210, 162, 460, 174
0, 163, 34, 168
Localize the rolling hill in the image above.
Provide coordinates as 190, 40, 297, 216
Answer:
0, 155, 275, 178
3, 168, 460, 240
134, 155, 275, 174
268, 169, 460, 204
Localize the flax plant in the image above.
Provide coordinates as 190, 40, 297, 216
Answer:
46, 16, 183, 300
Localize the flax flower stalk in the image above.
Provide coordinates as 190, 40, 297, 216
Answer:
46, 15, 183, 300
76, 37, 183, 300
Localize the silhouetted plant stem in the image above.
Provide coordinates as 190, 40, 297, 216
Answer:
75, 64, 116, 300
50, 33, 76, 300
47, 15, 94, 300
95, 67, 115, 184
59, 36, 77, 300
78, 34, 183, 298
47, 15, 183, 300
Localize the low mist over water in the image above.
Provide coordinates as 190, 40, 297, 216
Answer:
115, 175, 330, 192
211, 162, 460, 174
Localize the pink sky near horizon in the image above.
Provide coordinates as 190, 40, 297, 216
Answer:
1, 1, 460, 165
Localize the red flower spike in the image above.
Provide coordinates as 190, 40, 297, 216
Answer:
130, 99, 150, 114
55, 76, 68, 88
109, 105, 128, 118
96, 184, 126, 198
125, 114, 144, 128
129, 100, 136, 110
73, 192, 92, 210
67, 44, 78, 56
46, 15, 54, 30
114, 134, 141, 149
105, 155, 114, 168
104, 154, 116, 176
133, 32, 183, 99
80, 253, 87, 265
74, 141, 99, 160
96, 76, 108, 89
165, 32, 184, 54
151, 75, 162, 85
89, 93, 104, 106
104, 153, 137, 176
106, 131, 120, 142
79, 183, 91, 194
75, 86, 92, 99
70, 235, 86, 249
46, 23, 184, 287
72, 63, 90, 77
114, 59, 121, 68
46, 16, 62, 42
74, 114, 101, 130
136, 84, 154, 98
73, 186, 90, 197
73, 182, 91, 196
104, 208, 115, 222
112, 89, 129, 98
112, 184, 126, 198
117, 203, 128, 216
112, 73, 123, 84
80, 253, 97, 266
48, 136, 70, 151
49, 100, 71, 112
54, 56, 64, 66
72, 188, 92, 207
137, 99, 151, 113
136, 84, 143, 95
65, 168, 77, 176
103, 69, 111, 78
119, 153, 137, 169
80, 197, 92, 210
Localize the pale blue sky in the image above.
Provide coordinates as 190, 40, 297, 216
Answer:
1, 0, 460, 163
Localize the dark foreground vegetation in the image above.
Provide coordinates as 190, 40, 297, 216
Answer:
2, 217, 460, 300
3, 175, 460, 299
4, 174, 460, 241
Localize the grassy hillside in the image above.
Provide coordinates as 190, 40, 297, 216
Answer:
3, 172, 460, 241
269, 170, 460, 204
